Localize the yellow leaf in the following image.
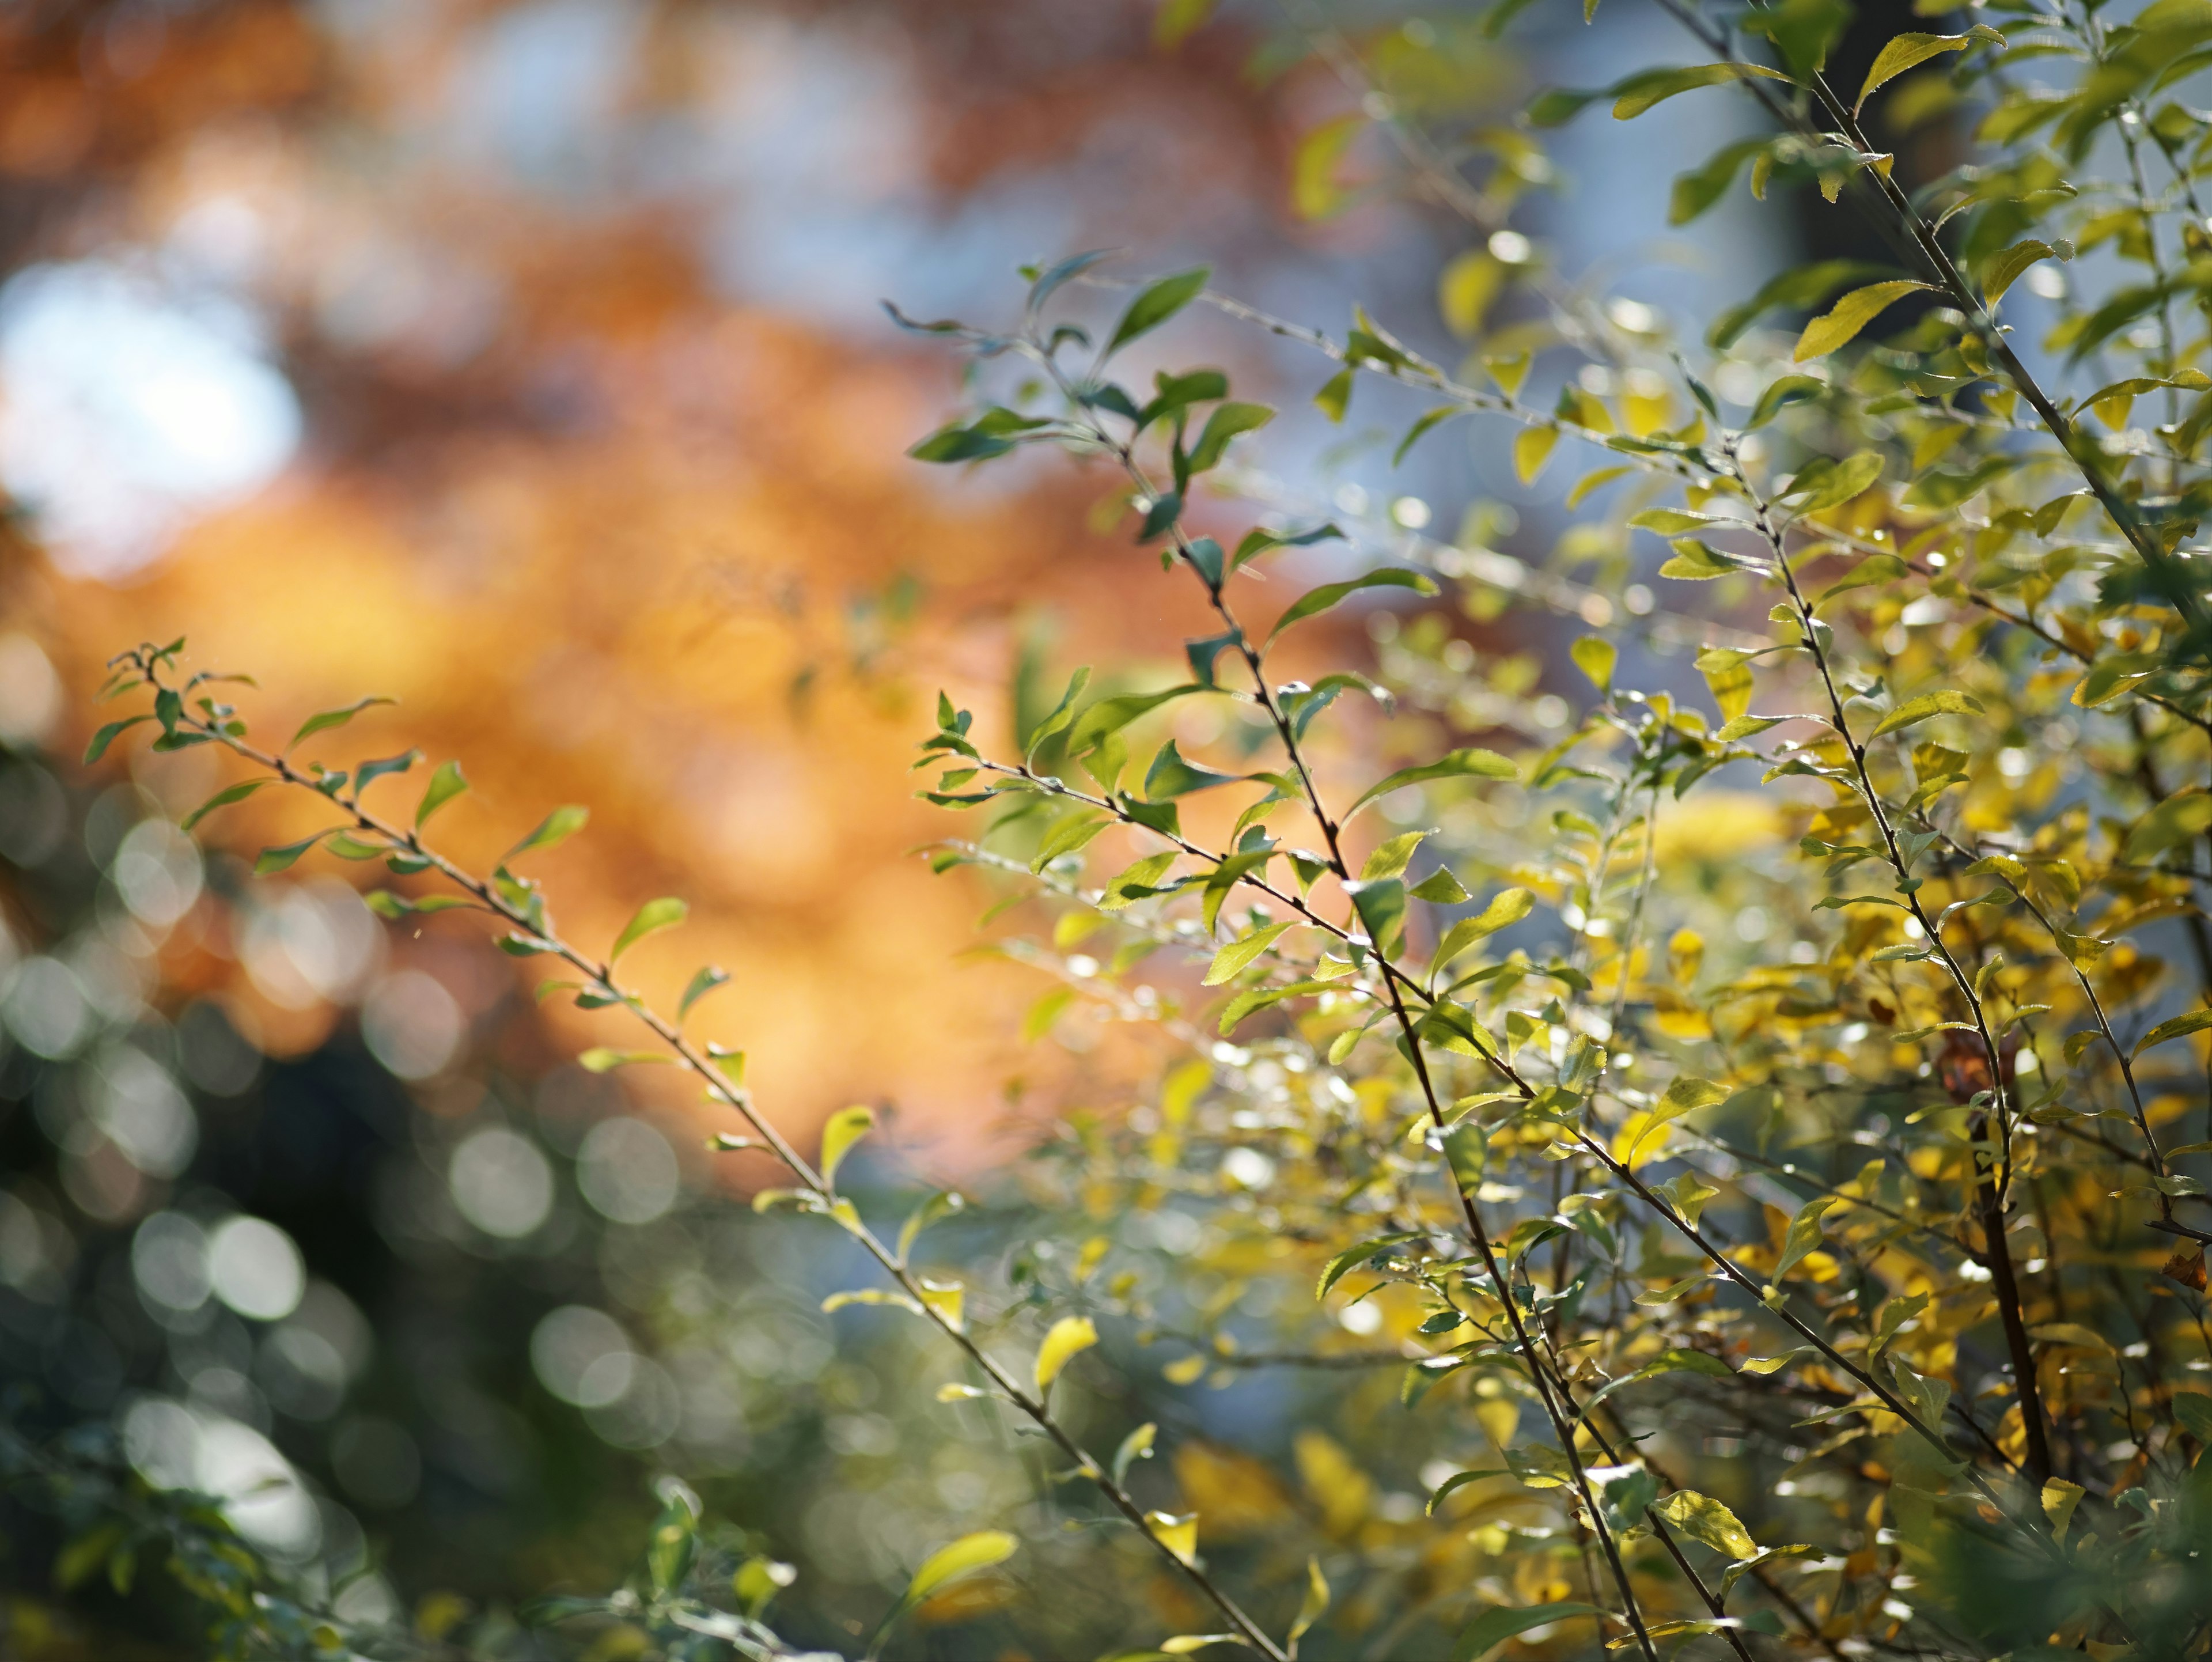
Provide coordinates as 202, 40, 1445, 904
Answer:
1868, 689, 1984, 739
1145, 1510, 1199, 1566
1794, 281, 1935, 362
1983, 238, 2061, 306
1035, 1315, 1099, 1394
1153, 0, 1218, 49
1440, 251, 1506, 338
819, 1104, 875, 1190
1292, 115, 1364, 219
916, 1278, 965, 1331
1653, 1489, 1758, 1559
2041, 1478, 2085, 1543
1290, 1557, 1331, 1649
899, 1530, 1017, 1608
1856, 26, 2005, 114
1513, 425, 1558, 484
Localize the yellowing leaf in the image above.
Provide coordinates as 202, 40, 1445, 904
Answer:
578, 1048, 672, 1073
1153, 0, 1218, 49
1290, 1557, 1330, 1649
1613, 63, 1790, 121
1570, 635, 1616, 692
1035, 1315, 1099, 1394
1513, 425, 1558, 484
1658, 539, 1741, 580
820, 1104, 875, 1190
900, 1530, 1017, 1608
2041, 1478, 2085, 1543
1774, 1196, 1840, 1282
1855, 26, 2005, 115
1868, 689, 1984, 739
1440, 250, 1506, 337
1793, 281, 1935, 362
2135, 1008, 2212, 1059
1293, 114, 1364, 219
1145, 1510, 1199, 1566
1653, 1489, 1758, 1559
1983, 238, 2062, 306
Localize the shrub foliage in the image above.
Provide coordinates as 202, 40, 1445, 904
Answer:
56, 0, 2212, 1655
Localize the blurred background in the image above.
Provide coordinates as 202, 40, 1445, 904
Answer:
0, 0, 1941, 1655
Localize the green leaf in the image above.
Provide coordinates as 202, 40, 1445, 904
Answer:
1109, 268, 1210, 353
1982, 238, 2063, 305
1855, 26, 2004, 115
1434, 888, 1534, 967
1653, 1490, 1759, 1559
1035, 1315, 1099, 1392
416, 760, 469, 827
1024, 667, 1093, 758
507, 805, 589, 861
84, 714, 153, 764
679, 967, 729, 1021
1144, 740, 1241, 801
1268, 569, 1437, 643
181, 778, 272, 830
1455, 1603, 1605, 1662
578, 1048, 671, 1073
1612, 63, 1790, 120
1658, 540, 1742, 580
1112, 1422, 1158, 1485
1708, 259, 1889, 350
354, 748, 421, 796
820, 1104, 876, 1190
1570, 635, 1616, 693
897, 1190, 963, 1260
1186, 401, 1274, 474
1584, 1347, 1734, 1411
611, 897, 688, 963
1786, 450, 1885, 512
1313, 368, 1354, 422
255, 830, 336, 876
1205, 921, 1294, 986
1774, 1195, 1841, 1282
1395, 404, 1460, 464
363, 891, 476, 918
1746, 373, 1827, 430
1669, 136, 1771, 225
1793, 282, 1934, 361
1361, 829, 1429, 882
1346, 748, 1517, 819
2135, 1008, 2212, 1058
1868, 690, 1984, 739
1066, 686, 1203, 758
288, 695, 395, 751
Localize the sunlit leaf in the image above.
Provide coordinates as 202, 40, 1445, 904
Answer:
1034, 1315, 1099, 1394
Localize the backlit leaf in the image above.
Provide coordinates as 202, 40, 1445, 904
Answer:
1793, 282, 1935, 361
611, 897, 688, 963
1035, 1315, 1099, 1394
820, 1104, 876, 1190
